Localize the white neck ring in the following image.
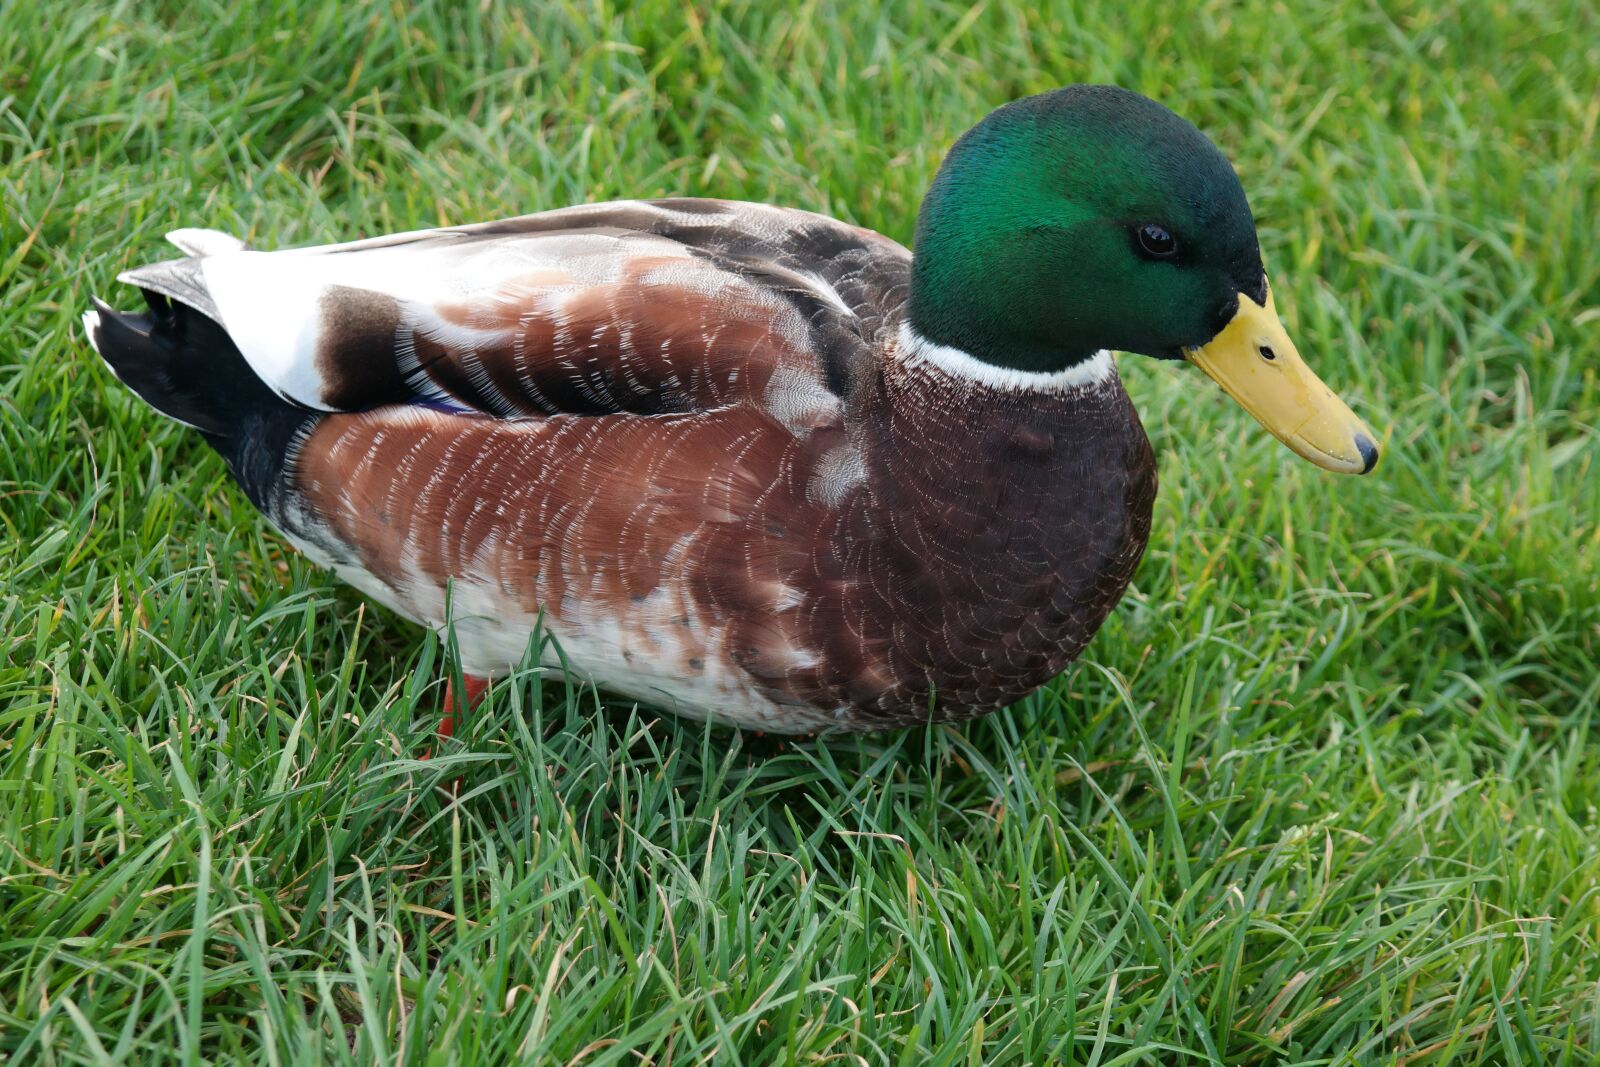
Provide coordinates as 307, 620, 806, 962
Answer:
896, 322, 1116, 393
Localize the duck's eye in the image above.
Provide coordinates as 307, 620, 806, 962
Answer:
1136, 223, 1177, 259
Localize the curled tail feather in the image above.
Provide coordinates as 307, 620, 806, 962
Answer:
83, 284, 314, 508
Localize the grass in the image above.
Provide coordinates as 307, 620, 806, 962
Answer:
2, 0, 1598, 1062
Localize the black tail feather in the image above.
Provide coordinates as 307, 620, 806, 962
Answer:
85, 291, 314, 507
87, 292, 278, 435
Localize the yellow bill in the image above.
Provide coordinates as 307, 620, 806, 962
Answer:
1186, 283, 1380, 475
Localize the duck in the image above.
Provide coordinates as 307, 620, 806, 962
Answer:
84, 85, 1379, 734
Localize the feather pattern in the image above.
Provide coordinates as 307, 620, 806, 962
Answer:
197, 199, 898, 417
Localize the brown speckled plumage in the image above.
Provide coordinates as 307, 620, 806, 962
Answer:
96, 198, 1157, 731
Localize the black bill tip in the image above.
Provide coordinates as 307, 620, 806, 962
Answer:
1354, 433, 1379, 474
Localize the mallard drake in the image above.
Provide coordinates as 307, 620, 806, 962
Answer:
85, 85, 1378, 733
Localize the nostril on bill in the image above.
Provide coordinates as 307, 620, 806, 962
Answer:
1354, 433, 1379, 474
1258, 345, 1276, 361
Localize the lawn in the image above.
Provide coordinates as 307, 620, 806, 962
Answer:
3, 0, 1598, 1062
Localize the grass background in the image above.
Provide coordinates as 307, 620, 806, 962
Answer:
3, 0, 1598, 1062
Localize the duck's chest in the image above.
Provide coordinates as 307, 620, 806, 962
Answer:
779, 360, 1158, 725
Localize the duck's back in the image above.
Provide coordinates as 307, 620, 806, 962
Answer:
127, 199, 908, 416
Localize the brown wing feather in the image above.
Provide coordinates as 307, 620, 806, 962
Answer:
211, 199, 912, 419
398, 253, 817, 417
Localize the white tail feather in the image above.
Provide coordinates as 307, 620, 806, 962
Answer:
81, 308, 102, 354
166, 228, 246, 257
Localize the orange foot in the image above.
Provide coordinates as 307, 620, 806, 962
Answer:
437, 673, 489, 742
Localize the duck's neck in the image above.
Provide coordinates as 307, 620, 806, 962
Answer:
905, 257, 1109, 375
894, 322, 1116, 394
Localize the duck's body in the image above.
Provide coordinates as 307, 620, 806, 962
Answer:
87, 87, 1375, 734
89, 200, 1154, 729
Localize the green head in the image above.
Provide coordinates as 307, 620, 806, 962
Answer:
908, 85, 1268, 371
907, 85, 1383, 476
